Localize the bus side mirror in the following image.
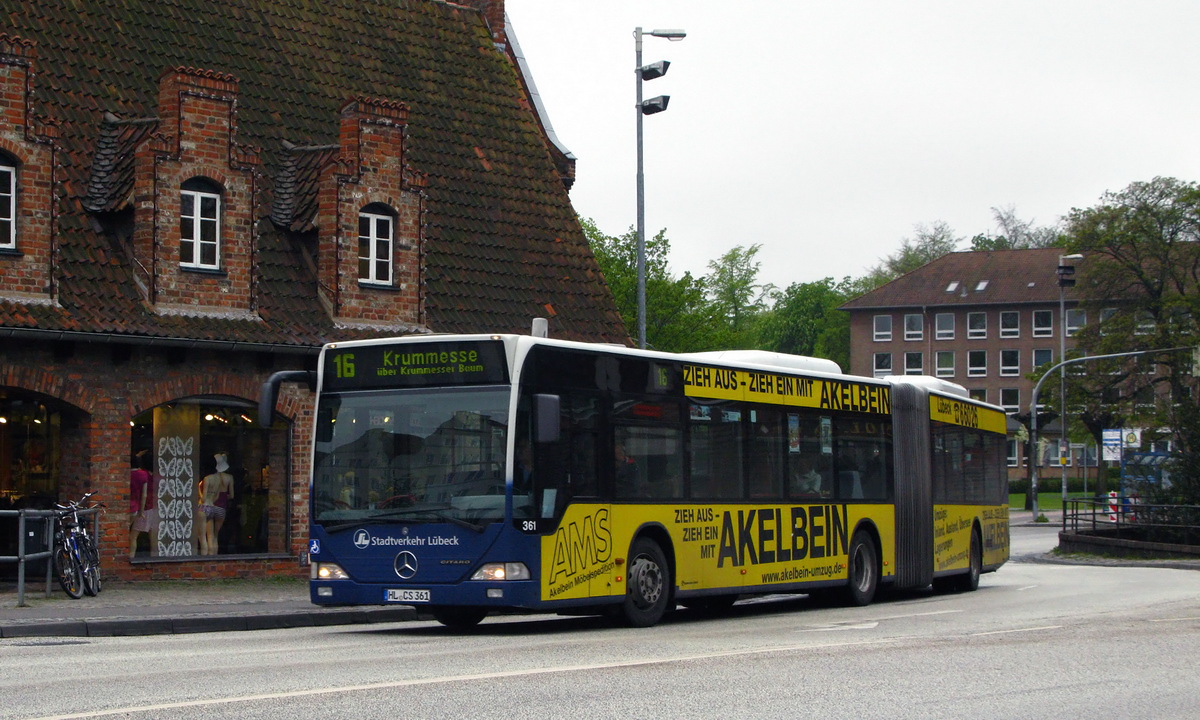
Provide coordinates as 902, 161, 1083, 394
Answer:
534, 394, 561, 444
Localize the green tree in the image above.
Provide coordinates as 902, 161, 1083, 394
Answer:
704, 244, 774, 349
970, 206, 1063, 251
758, 277, 854, 370
855, 221, 961, 294
1065, 177, 1200, 502
583, 218, 718, 352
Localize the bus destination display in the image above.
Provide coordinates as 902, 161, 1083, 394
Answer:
323, 340, 509, 390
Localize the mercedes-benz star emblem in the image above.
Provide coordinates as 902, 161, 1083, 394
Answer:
394, 551, 418, 579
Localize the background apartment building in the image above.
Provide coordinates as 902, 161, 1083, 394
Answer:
842, 248, 1092, 480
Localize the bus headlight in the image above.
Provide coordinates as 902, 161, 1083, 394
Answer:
470, 562, 531, 581
312, 563, 350, 580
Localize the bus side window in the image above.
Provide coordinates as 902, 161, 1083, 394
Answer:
688, 403, 743, 500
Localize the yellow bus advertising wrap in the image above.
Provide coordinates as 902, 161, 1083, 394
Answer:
933, 504, 1011, 572
684, 365, 891, 416
928, 393, 1007, 434
541, 502, 896, 602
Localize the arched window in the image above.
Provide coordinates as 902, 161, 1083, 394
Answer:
180, 177, 222, 269
358, 203, 394, 285
0, 156, 15, 250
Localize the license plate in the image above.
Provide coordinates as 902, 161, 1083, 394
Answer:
387, 588, 430, 603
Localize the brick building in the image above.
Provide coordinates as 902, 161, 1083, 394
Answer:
841, 248, 1091, 480
0, 0, 626, 580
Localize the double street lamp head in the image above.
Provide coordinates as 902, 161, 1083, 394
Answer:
1057, 253, 1083, 288
634, 26, 685, 349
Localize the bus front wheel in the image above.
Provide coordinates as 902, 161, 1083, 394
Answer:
844, 530, 878, 606
621, 538, 671, 627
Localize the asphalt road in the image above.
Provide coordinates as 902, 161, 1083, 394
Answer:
4, 526, 1197, 720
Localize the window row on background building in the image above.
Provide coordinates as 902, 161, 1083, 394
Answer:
873, 349, 1056, 380
873, 309, 1087, 342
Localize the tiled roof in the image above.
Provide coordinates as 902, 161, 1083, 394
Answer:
82, 114, 157, 214
1, 0, 627, 347
841, 248, 1085, 311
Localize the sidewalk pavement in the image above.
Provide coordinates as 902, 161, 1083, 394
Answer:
0, 577, 417, 639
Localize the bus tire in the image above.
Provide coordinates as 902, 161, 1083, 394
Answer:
621, 537, 671, 627
844, 530, 878, 606
431, 606, 488, 629
957, 528, 982, 592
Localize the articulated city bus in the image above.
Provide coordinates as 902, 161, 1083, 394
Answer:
263, 333, 1009, 628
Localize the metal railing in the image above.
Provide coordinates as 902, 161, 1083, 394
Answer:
0, 507, 102, 606
1063, 498, 1200, 547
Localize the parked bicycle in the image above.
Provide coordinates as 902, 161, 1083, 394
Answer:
54, 491, 104, 599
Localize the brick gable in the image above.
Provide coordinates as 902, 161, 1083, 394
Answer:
316, 97, 427, 327
130, 68, 261, 315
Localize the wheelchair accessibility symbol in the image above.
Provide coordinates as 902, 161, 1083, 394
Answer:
309, 539, 321, 555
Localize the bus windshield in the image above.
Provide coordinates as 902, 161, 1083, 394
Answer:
311, 386, 511, 527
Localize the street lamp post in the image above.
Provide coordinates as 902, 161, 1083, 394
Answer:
1057, 253, 1083, 507
635, 26, 685, 349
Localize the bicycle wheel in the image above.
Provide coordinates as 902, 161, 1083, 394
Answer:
54, 542, 84, 599
81, 535, 102, 596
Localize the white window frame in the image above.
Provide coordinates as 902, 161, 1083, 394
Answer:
934, 313, 954, 340
1135, 311, 1155, 336
935, 350, 955, 378
1000, 388, 1019, 414
1033, 348, 1053, 369
999, 349, 1020, 377
967, 350, 987, 377
1006, 438, 1020, 467
999, 310, 1019, 338
180, 187, 221, 269
873, 315, 892, 341
967, 311, 987, 339
904, 313, 923, 341
968, 388, 987, 403
358, 211, 394, 285
1032, 310, 1053, 337
904, 351, 923, 375
873, 352, 892, 378
0, 162, 14, 250
1066, 308, 1086, 337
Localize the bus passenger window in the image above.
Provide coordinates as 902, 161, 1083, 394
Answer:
749, 408, 784, 499
787, 414, 833, 499
688, 403, 743, 499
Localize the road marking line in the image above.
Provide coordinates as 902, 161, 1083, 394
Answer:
1147, 616, 1200, 623
971, 625, 1061, 637
27, 637, 907, 720
1017, 585, 1038, 591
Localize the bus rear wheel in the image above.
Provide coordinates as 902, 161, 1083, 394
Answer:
844, 530, 878, 606
621, 538, 671, 627
957, 528, 982, 592
431, 606, 488, 629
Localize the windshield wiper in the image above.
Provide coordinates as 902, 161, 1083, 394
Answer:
323, 508, 486, 534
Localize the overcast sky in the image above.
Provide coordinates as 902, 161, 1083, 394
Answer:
506, 0, 1200, 292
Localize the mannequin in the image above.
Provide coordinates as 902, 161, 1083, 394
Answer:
128, 450, 157, 559
198, 453, 235, 555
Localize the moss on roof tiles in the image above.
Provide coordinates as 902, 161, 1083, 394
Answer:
2, 0, 625, 345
